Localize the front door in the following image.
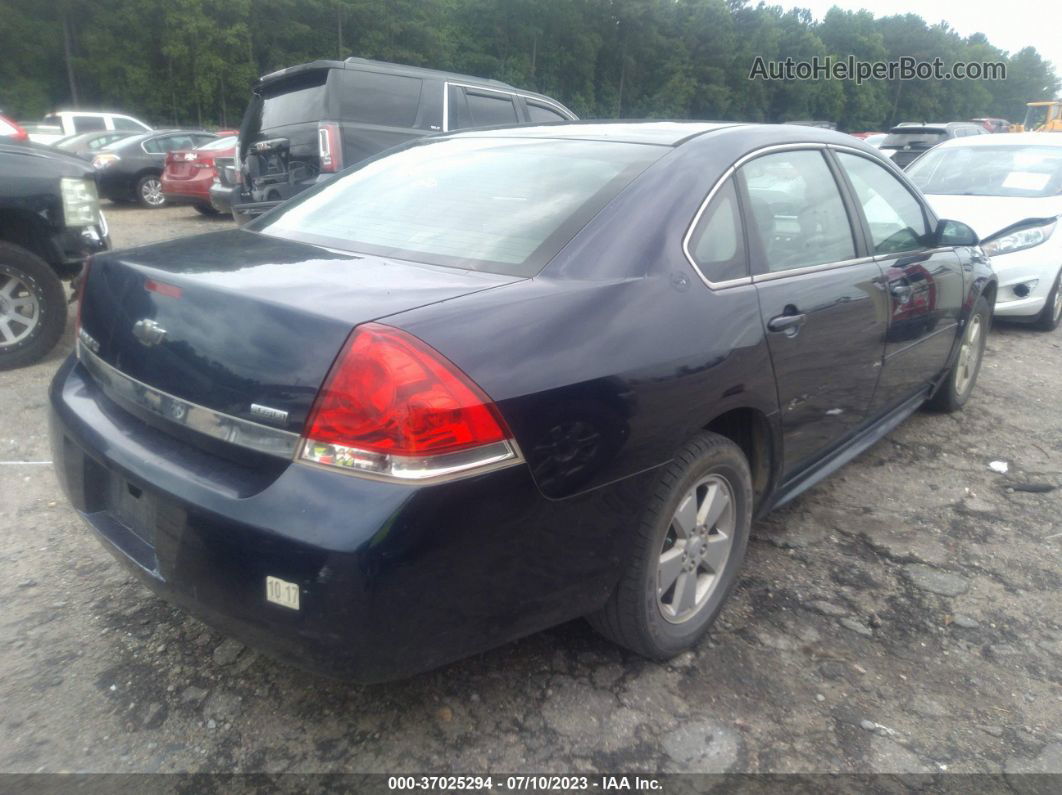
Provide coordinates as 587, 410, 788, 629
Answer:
739, 148, 888, 477
833, 151, 964, 412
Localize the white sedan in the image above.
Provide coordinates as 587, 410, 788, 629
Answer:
907, 132, 1062, 330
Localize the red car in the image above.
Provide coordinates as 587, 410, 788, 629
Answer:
161, 135, 236, 215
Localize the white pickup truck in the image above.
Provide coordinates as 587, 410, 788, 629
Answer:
26, 111, 152, 145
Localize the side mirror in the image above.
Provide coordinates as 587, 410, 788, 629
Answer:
935, 218, 979, 247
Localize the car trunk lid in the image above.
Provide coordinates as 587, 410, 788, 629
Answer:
78, 229, 522, 442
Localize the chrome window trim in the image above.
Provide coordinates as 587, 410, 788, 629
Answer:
751, 255, 878, 283
442, 81, 575, 132
683, 142, 831, 290
77, 341, 301, 459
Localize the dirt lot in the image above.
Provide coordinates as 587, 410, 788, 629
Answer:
1, 203, 1060, 777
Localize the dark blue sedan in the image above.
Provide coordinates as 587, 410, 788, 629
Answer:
50, 122, 996, 681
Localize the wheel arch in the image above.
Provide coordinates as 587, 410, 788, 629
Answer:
702, 406, 776, 514
0, 208, 61, 269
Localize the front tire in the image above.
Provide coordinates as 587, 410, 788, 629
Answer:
194, 203, 219, 216
1033, 269, 1062, 332
136, 174, 166, 208
927, 295, 990, 412
0, 242, 67, 370
587, 432, 752, 659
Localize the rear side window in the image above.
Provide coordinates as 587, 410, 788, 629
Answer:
257, 138, 663, 276
260, 71, 329, 129
740, 149, 856, 272
74, 116, 106, 133
335, 70, 422, 127
688, 178, 747, 283
527, 103, 568, 123
837, 152, 929, 254
465, 91, 519, 126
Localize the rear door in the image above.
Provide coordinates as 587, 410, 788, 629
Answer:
741, 146, 887, 477
833, 150, 964, 413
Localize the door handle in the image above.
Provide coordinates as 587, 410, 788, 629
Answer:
767, 312, 807, 335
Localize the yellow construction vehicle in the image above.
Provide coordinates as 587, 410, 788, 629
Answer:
1011, 100, 1062, 132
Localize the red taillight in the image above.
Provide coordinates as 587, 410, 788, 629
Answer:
317, 122, 342, 173
300, 323, 517, 480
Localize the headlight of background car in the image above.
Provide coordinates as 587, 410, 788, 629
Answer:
91, 153, 119, 169
60, 177, 102, 228
982, 220, 1057, 257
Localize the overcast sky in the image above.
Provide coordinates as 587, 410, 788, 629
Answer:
783, 0, 1060, 75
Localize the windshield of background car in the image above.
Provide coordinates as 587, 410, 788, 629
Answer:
259, 71, 328, 129
908, 145, 1062, 198
255, 137, 665, 276
882, 131, 946, 149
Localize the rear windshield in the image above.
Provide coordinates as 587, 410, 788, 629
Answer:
260, 71, 329, 129
908, 145, 1062, 197
254, 137, 664, 276
882, 131, 947, 149
197, 136, 237, 150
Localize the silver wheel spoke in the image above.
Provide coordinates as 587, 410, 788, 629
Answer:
0, 277, 16, 298
673, 493, 697, 537
0, 318, 13, 343
701, 533, 730, 573
658, 545, 685, 593
698, 483, 730, 530
671, 572, 696, 615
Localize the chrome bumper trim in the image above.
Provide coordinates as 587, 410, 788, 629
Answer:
77, 340, 301, 459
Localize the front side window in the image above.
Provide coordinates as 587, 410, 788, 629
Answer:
113, 116, 146, 131
255, 137, 663, 276
465, 91, 519, 126
688, 178, 746, 283
739, 149, 856, 272
527, 103, 568, 123
837, 152, 929, 254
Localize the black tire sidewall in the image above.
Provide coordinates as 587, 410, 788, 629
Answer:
0, 243, 67, 370
1035, 269, 1061, 331
635, 437, 752, 657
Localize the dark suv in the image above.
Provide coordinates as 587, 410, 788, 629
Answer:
0, 141, 109, 369
880, 122, 986, 168
225, 57, 577, 222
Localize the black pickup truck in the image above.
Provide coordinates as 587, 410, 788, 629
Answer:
0, 141, 110, 369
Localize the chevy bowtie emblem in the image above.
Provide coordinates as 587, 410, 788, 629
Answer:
132, 318, 167, 347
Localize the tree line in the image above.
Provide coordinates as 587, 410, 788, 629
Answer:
1, 0, 1058, 132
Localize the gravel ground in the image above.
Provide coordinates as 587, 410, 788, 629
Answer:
1, 203, 1060, 777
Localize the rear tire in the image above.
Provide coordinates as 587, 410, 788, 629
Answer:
0, 242, 67, 370
194, 203, 219, 216
136, 174, 166, 208
1032, 269, 1062, 332
927, 295, 990, 412
586, 432, 752, 659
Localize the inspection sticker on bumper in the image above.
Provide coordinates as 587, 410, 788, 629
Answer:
266, 576, 300, 610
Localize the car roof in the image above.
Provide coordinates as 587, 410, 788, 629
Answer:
259, 57, 515, 91
932, 131, 1062, 150
446, 121, 740, 146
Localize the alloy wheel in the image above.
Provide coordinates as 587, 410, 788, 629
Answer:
1053, 279, 1062, 323
141, 178, 165, 206
657, 474, 736, 624
0, 267, 41, 349
954, 313, 983, 396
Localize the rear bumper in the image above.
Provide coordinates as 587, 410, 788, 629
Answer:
49, 355, 639, 681
161, 173, 212, 205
